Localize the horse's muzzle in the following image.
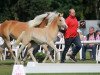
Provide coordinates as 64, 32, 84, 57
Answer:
63, 25, 67, 30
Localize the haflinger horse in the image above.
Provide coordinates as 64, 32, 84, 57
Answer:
0, 12, 51, 61
15, 12, 67, 64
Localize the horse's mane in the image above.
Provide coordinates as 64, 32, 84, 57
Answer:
46, 12, 59, 26
27, 13, 48, 27
27, 11, 59, 28
46, 11, 58, 22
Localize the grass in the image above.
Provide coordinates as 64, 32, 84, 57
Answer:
0, 51, 99, 75
0, 65, 12, 75
0, 60, 13, 75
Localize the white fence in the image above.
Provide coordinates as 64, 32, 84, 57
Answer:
12, 62, 100, 75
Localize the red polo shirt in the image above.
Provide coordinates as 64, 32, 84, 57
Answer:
64, 15, 78, 38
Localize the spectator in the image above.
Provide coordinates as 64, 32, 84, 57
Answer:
96, 30, 100, 50
82, 27, 97, 61
79, 20, 86, 36
96, 30, 100, 40
77, 29, 84, 40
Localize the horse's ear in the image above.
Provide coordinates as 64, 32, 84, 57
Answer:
58, 13, 60, 17
61, 13, 63, 16
58, 13, 63, 17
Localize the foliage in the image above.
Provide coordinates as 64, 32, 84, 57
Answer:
35, 52, 46, 63
0, 0, 99, 22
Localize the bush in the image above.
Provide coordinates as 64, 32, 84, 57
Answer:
35, 52, 46, 63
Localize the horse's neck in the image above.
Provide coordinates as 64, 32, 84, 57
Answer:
47, 17, 59, 38
38, 19, 48, 28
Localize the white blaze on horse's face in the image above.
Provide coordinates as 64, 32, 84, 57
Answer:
58, 14, 68, 29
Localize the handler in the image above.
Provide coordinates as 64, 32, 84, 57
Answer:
61, 8, 82, 63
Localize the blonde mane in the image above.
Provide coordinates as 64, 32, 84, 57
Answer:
28, 13, 48, 27
28, 12, 58, 28
46, 12, 59, 26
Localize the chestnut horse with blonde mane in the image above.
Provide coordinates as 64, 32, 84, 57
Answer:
0, 12, 50, 60
15, 12, 67, 64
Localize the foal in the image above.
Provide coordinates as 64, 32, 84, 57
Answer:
15, 13, 67, 64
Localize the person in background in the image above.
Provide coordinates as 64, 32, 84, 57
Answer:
79, 20, 86, 36
96, 30, 100, 40
96, 30, 100, 50
82, 27, 97, 61
61, 8, 82, 63
77, 29, 84, 40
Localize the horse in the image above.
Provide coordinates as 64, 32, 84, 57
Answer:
0, 12, 50, 61
15, 12, 67, 64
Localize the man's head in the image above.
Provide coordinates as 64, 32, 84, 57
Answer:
69, 8, 76, 17
89, 27, 95, 34
96, 30, 100, 35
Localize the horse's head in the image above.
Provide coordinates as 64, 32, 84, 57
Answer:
57, 13, 68, 30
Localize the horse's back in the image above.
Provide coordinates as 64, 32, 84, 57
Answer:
0, 20, 28, 39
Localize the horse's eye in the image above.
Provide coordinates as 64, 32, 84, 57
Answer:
60, 20, 61, 21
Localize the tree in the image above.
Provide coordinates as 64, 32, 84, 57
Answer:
0, 0, 52, 22
50, 0, 83, 20
0, 0, 99, 22
12, 0, 52, 21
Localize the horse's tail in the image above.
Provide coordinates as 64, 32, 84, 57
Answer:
15, 31, 25, 45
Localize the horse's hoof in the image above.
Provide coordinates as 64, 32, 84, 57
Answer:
14, 60, 18, 64
56, 60, 60, 63
42, 61, 46, 63
15, 61, 21, 65
51, 61, 55, 63
20, 61, 24, 65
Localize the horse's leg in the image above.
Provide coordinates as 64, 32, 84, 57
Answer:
42, 45, 48, 62
21, 43, 32, 63
15, 44, 25, 64
28, 47, 37, 62
0, 43, 6, 60
43, 50, 54, 63
42, 45, 54, 63
21, 52, 30, 64
22, 43, 37, 63
0, 47, 3, 60
4, 39, 16, 60
28, 43, 39, 62
47, 41, 59, 63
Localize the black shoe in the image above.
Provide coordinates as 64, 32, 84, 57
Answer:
91, 58, 95, 61
70, 55, 77, 62
60, 60, 65, 63
81, 59, 85, 61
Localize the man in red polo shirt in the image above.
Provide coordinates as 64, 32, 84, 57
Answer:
61, 8, 82, 63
